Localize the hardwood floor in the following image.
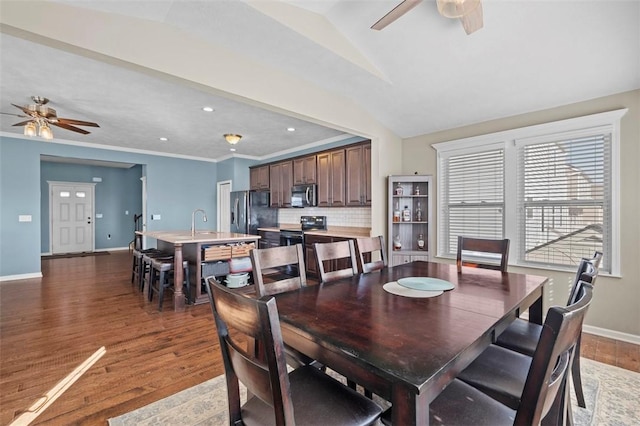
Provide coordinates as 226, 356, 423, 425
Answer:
1, 251, 223, 425
1, 251, 638, 424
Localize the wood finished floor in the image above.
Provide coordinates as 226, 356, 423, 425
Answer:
1, 251, 638, 425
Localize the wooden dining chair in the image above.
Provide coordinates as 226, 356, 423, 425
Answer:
456, 236, 510, 272
313, 239, 358, 283
495, 251, 602, 408
250, 243, 315, 368
450, 282, 594, 426
204, 277, 382, 426
354, 235, 387, 273
250, 244, 307, 297
417, 282, 595, 426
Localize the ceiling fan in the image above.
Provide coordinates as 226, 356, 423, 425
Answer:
371, 0, 483, 35
1, 96, 99, 139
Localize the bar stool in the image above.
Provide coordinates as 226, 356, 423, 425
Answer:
132, 248, 162, 288
148, 257, 190, 311
139, 250, 168, 292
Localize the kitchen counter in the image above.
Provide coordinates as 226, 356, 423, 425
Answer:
137, 230, 260, 311
141, 230, 260, 244
258, 225, 371, 239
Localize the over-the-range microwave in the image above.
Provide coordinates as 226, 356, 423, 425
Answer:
291, 184, 317, 208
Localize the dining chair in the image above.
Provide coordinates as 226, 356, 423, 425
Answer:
313, 239, 358, 283
250, 243, 315, 368
456, 236, 510, 272
452, 281, 594, 426
495, 251, 602, 408
354, 235, 387, 273
399, 282, 593, 426
313, 239, 370, 396
204, 277, 383, 426
250, 244, 307, 298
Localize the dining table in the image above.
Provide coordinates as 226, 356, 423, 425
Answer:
273, 261, 548, 425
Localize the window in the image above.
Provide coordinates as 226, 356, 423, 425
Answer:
434, 109, 626, 274
439, 146, 505, 256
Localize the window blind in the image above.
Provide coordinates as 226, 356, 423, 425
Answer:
440, 148, 504, 256
517, 133, 610, 270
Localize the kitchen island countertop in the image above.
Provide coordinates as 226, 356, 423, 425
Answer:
139, 230, 260, 244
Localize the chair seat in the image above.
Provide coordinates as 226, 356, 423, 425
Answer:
241, 365, 382, 426
457, 344, 531, 410
428, 379, 516, 425
381, 378, 516, 426
495, 317, 542, 356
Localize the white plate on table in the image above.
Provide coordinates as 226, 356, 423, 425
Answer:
396, 277, 455, 291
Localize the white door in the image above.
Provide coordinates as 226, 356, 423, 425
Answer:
50, 182, 95, 254
217, 180, 232, 232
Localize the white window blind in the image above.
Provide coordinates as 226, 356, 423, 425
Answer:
517, 133, 610, 270
439, 148, 504, 256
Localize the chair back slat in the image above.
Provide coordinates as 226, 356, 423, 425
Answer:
456, 236, 510, 272
205, 277, 295, 424
516, 283, 594, 425
567, 251, 602, 306
355, 236, 387, 273
314, 240, 358, 283
251, 244, 307, 297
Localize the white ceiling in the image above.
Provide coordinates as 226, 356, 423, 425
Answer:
1, 0, 638, 162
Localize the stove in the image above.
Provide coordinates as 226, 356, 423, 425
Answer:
279, 216, 327, 275
279, 215, 327, 246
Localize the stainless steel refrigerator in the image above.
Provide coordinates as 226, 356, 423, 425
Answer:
230, 190, 278, 235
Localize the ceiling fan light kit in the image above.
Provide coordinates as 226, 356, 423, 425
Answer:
224, 134, 242, 145
437, 0, 481, 19
3, 95, 100, 140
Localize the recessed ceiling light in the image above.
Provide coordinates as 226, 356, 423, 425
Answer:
202, 106, 214, 112
230, 148, 236, 152
159, 137, 168, 141
287, 127, 296, 132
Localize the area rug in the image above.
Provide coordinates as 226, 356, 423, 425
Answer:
108, 358, 639, 426
42, 251, 110, 260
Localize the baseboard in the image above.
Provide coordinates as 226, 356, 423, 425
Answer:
0, 272, 43, 282
583, 325, 640, 345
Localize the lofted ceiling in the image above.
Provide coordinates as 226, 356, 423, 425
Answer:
1, 0, 638, 162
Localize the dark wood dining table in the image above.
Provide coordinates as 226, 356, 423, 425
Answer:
273, 261, 548, 425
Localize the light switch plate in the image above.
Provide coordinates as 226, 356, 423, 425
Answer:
18, 215, 32, 222
152, 214, 161, 220
96, 213, 103, 219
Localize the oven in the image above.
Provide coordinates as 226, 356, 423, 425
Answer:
280, 229, 304, 247
279, 216, 327, 276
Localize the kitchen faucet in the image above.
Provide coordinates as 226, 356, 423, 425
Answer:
191, 209, 208, 236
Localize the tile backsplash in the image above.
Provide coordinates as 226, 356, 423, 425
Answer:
279, 207, 371, 228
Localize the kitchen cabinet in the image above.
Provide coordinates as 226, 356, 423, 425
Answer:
346, 143, 371, 206
269, 161, 293, 208
293, 155, 317, 185
388, 175, 433, 267
317, 149, 346, 207
250, 165, 270, 190
305, 234, 353, 278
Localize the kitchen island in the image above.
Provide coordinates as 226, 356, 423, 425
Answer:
137, 230, 260, 311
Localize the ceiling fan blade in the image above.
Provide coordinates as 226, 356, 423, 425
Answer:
11, 103, 34, 116
57, 118, 100, 127
1, 111, 27, 118
12, 120, 35, 127
52, 122, 91, 135
371, 0, 423, 31
461, 2, 483, 35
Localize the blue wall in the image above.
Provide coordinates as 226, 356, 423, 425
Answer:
40, 162, 143, 252
0, 136, 218, 278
